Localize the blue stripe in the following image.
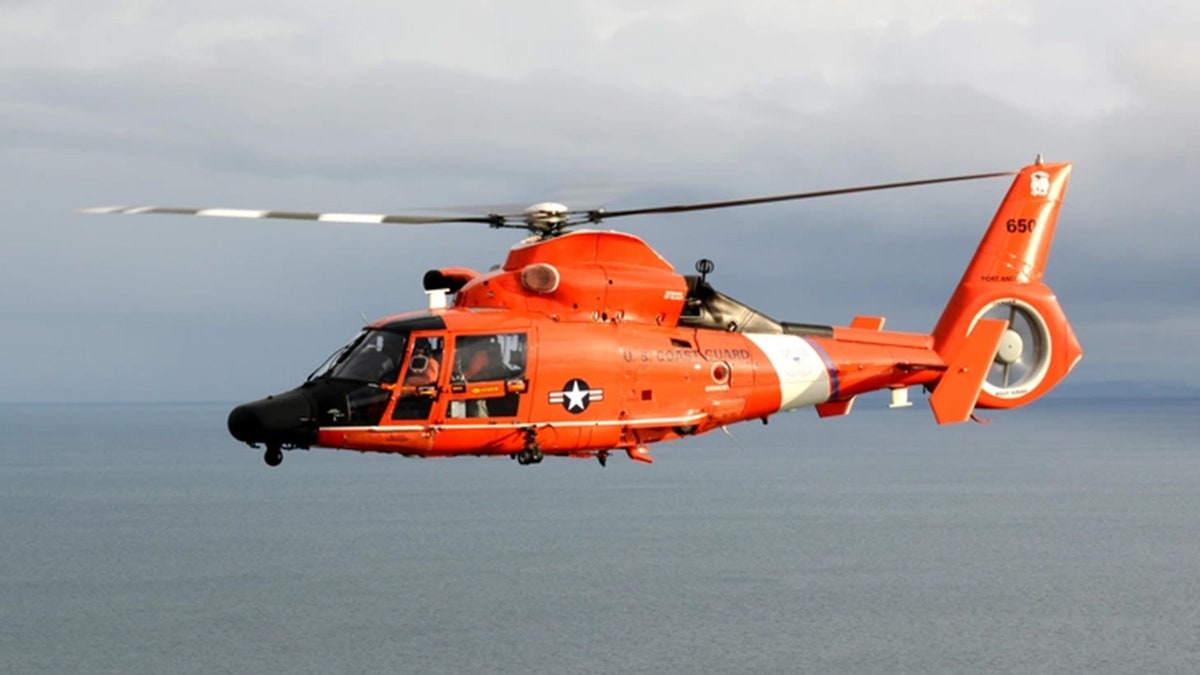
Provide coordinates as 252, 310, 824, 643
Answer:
803, 337, 840, 400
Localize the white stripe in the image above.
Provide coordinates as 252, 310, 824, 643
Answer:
745, 333, 831, 412
317, 213, 387, 223
323, 413, 706, 434
549, 389, 604, 402
197, 208, 269, 219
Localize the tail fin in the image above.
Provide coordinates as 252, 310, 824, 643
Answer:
931, 159, 1083, 409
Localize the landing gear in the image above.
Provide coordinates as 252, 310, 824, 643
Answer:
515, 427, 544, 466
597, 450, 608, 467
264, 444, 283, 467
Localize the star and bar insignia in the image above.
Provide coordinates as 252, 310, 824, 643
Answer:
548, 379, 604, 414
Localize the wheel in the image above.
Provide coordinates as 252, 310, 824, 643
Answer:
264, 445, 283, 467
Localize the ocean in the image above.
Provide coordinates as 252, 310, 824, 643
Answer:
2, 398, 1198, 674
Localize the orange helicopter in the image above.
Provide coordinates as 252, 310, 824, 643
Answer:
84, 157, 1081, 467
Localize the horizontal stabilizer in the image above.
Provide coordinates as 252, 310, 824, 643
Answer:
929, 318, 1007, 424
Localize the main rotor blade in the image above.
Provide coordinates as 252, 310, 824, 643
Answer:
587, 171, 1015, 222
78, 205, 502, 226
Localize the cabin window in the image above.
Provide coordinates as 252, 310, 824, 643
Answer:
452, 333, 527, 381
448, 332, 527, 418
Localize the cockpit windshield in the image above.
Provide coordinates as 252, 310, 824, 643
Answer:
310, 329, 409, 384
306, 331, 363, 381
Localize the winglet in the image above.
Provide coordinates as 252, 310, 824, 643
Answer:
929, 318, 1007, 424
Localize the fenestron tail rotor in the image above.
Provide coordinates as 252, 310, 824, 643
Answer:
79, 170, 1014, 236
979, 299, 1052, 396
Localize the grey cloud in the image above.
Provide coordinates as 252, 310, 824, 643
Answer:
1, 3, 1197, 401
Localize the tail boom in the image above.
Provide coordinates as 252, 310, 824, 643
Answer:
735, 160, 1081, 426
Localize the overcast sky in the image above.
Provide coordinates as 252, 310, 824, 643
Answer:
2, 0, 1197, 403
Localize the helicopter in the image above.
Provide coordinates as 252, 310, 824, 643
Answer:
83, 157, 1081, 467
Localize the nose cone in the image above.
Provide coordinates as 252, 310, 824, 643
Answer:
228, 389, 318, 447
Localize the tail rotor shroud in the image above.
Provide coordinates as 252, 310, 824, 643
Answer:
977, 299, 1052, 397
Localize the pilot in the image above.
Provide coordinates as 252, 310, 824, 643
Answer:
404, 338, 441, 387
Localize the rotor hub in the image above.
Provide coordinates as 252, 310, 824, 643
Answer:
994, 328, 1024, 364
523, 202, 570, 231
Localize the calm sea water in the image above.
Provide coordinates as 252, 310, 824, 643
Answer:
2, 398, 1198, 674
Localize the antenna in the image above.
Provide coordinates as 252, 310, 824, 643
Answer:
720, 425, 746, 451
695, 258, 715, 283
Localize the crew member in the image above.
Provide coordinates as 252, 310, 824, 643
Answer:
404, 339, 441, 387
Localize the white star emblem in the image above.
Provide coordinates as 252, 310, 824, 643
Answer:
562, 380, 589, 411
549, 379, 603, 414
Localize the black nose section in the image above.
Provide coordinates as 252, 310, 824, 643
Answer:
228, 389, 318, 447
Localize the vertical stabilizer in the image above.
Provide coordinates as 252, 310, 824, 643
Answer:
931, 160, 1082, 409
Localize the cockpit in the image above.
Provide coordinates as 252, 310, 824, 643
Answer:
308, 329, 408, 384
298, 327, 445, 428
227, 316, 529, 453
